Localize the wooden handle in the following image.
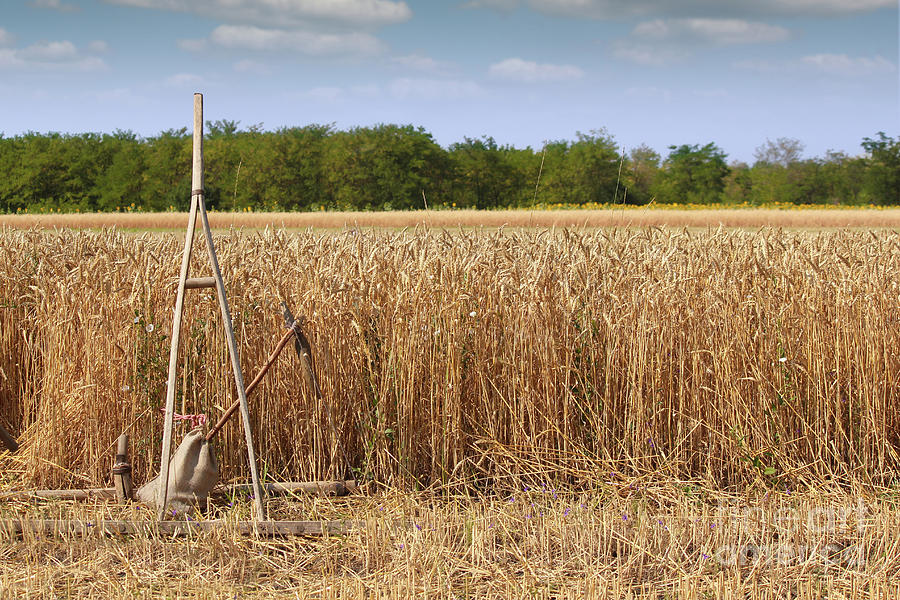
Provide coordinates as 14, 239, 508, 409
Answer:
184, 277, 216, 289
205, 325, 299, 441
112, 433, 133, 502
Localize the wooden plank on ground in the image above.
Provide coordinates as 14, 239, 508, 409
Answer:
229, 480, 358, 497
0, 519, 356, 537
0, 488, 118, 501
0, 480, 358, 503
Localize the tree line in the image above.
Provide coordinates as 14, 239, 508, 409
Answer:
0, 122, 897, 213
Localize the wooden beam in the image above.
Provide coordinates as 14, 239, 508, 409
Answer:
229, 480, 357, 497
0, 519, 355, 538
0, 488, 117, 501
183, 276, 217, 289
0, 480, 357, 503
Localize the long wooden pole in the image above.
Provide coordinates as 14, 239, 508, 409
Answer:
190, 93, 265, 520
156, 96, 202, 518
197, 191, 266, 521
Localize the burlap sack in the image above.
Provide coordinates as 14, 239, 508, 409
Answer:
137, 429, 218, 514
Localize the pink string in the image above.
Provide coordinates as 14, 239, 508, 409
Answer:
159, 409, 207, 429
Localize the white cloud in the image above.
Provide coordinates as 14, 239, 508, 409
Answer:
203, 24, 385, 56
614, 18, 789, 65
633, 19, 790, 45
19, 40, 79, 61
88, 40, 109, 53
612, 41, 688, 66
0, 39, 107, 71
391, 53, 455, 74
164, 72, 206, 87
103, 0, 412, 28
800, 53, 896, 75
303, 86, 344, 101
29, 0, 79, 11
0, 29, 15, 47
488, 58, 584, 82
233, 59, 273, 75
735, 53, 897, 76
177, 38, 208, 52
462, 0, 518, 10
474, 0, 895, 18
624, 86, 672, 102
295, 84, 381, 102
389, 78, 483, 100
110, 1, 407, 62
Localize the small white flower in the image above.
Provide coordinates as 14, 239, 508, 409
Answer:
434, 329, 440, 336
469, 311, 477, 318
145, 324, 155, 333
779, 357, 787, 363
133, 316, 140, 324
122, 385, 130, 392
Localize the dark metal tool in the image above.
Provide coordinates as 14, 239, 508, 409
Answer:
0, 423, 17, 453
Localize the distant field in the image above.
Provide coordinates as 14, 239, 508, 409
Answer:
2, 206, 900, 230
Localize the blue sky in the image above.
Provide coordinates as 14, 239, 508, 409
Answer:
1, 0, 897, 163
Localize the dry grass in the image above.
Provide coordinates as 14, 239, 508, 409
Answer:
1, 224, 899, 597
0, 488, 898, 598
2, 207, 900, 230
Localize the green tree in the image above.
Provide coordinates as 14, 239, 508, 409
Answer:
140, 128, 191, 211
818, 150, 866, 205
860, 132, 900, 205
654, 143, 729, 204
623, 144, 660, 205
448, 136, 526, 209
535, 130, 622, 206
749, 138, 817, 205
94, 130, 146, 211
204, 119, 244, 210
0, 134, 26, 212
257, 124, 334, 211
568, 130, 622, 205
723, 161, 752, 204
322, 124, 448, 210
753, 137, 805, 167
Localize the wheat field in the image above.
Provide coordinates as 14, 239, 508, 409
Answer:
1, 224, 899, 598
3, 206, 900, 231
1, 225, 899, 489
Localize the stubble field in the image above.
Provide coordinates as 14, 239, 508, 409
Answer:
0, 211, 898, 598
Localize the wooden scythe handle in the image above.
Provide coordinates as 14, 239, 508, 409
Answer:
205, 324, 300, 441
